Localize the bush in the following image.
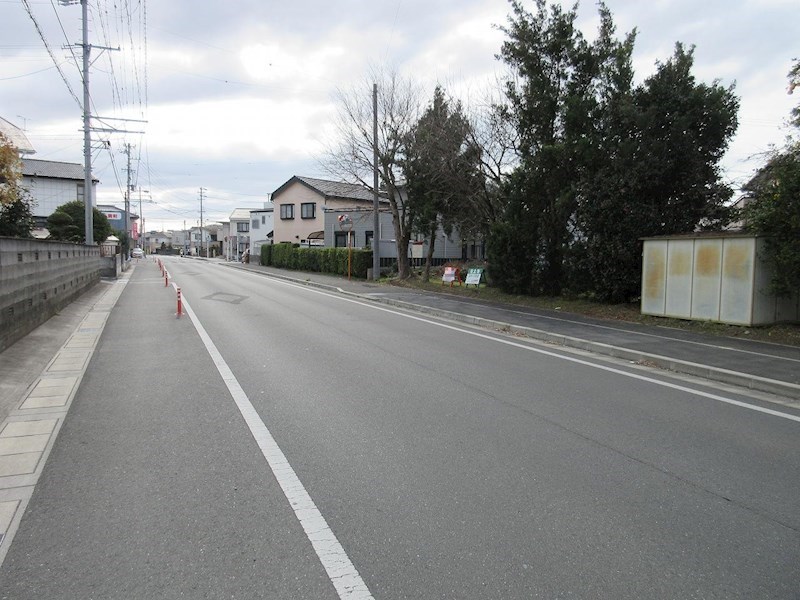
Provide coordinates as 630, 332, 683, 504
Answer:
266, 244, 373, 278
260, 243, 273, 266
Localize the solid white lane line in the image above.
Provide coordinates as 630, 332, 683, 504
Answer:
179, 292, 373, 600
250, 274, 800, 424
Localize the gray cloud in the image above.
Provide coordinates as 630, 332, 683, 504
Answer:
2, 0, 796, 229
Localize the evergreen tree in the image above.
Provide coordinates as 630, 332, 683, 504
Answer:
47, 200, 112, 244
742, 59, 800, 296
404, 86, 481, 281
575, 43, 738, 302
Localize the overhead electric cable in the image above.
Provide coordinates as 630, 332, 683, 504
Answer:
21, 0, 82, 109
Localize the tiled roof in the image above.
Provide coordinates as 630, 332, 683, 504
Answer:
274, 175, 386, 203
296, 176, 377, 202
21, 158, 95, 182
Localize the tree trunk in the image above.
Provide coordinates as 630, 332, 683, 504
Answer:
423, 221, 437, 282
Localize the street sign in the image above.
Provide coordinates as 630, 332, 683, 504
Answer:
465, 268, 484, 287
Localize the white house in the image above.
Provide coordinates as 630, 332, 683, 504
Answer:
228, 208, 260, 260
249, 203, 274, 261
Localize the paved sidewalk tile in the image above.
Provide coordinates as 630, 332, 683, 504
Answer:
0, 501, 19, 536
0, 453, 41, 477
0, 420, 57, 438
0, 435, 50, 456
47, 351, 90, 373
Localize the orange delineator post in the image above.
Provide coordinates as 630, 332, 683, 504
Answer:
164, 271, 169, 287
176, 287, 182, 318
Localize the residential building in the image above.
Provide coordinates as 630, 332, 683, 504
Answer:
228, 208, 260, 260
172, 229, 190, 255
145, 230, 172, 254
323, 206, 464, 264
97, 204, 138, 241
0, 117, 34, 153
249, 203, 274, 260
188, 225, 220, 257
21, 158, 98, 228
220, 221, 231, 260
271, 176, 381, 245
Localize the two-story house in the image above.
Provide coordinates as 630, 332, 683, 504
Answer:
21, 158, 99, 230
271, 176, 379, 245
249, 203, 274, 260
228, 208, 260, 260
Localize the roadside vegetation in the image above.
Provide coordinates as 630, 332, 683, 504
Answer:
389, 267, 800, 347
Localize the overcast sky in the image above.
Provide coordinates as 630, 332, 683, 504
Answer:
1, 0, 797, 232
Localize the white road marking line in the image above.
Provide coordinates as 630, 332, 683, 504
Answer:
441, 299, 800, 363
179, 291, 374, 600
249, 274, 800, 425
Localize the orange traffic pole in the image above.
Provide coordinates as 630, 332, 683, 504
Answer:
176, 287, 182, 318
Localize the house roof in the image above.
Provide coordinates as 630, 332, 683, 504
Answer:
272, 175, 386, 203
22, 158, 98, 182
229, 207, 260, 221
0, 117, 35, 154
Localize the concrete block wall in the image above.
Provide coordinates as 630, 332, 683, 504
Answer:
0, 237, 102, 352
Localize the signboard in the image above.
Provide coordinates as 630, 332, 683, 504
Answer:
465, 268, 483, 287
442, 266, 461, 287
411, 242, 424, 259
132, 222, 138, 240
102, 212, 122, 221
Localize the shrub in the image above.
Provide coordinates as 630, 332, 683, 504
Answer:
266, 244, 373, 278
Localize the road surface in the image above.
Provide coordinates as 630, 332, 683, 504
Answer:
1, 257, 798, 599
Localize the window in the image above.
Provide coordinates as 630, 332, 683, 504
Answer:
261, 215, 266, 224
77, 183, 84, 202
301, 202, 316, 219
365, 231, 373, 249
280, 204, 294, 219
251, 219, 260, 230
334, 231, 348, 248
237, 222, 249, 232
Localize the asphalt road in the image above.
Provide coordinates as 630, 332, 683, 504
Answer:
1, 257, 798, 599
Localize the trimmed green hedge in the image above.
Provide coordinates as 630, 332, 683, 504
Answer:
261, 243, 373, 278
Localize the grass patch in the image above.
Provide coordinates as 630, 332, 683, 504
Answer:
389, 274, 800, 347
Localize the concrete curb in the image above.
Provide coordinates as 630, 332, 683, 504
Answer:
222, 263, 800, 401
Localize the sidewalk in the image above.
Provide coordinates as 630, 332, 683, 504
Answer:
222, 259, 800, 402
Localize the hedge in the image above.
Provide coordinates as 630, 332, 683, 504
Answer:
262, 243, 372, 278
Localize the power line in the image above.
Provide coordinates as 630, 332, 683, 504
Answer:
20, 0, 82, 109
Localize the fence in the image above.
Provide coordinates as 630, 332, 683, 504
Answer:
0, 237, 102, 352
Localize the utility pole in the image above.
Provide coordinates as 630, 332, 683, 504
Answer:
80, 0, 93, 245
123, 143, 133, 258
138, 187, 147, 250
372, 83, 380, 280
60, 0, 131, 245
199, 187, 206, 257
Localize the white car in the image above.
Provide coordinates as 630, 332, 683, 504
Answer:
131, 247, 144, 259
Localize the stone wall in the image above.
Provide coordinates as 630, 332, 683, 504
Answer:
0, 237, 103, 352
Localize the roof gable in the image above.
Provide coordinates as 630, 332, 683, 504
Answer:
272, 175, 385, 203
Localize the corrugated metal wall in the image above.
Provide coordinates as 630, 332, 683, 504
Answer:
641, 235, 799, 325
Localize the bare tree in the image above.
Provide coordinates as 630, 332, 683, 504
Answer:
324, 67, 423, 279
463, 82, 520, 237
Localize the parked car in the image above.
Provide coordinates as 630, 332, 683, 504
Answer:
131, 247, 144, 259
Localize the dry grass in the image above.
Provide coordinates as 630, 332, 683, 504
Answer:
388, 275, 800, 347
